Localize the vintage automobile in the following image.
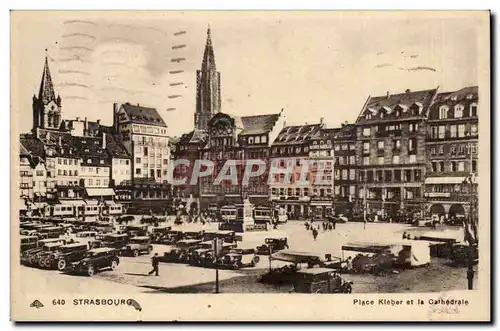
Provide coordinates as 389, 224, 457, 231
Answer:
199, 240, 237, 256
21, 238, 70, 266
183, 230, 205, 240
20, 235, 38, 254
175, 239, 203, 263
124, 224, 149, 237
121, 236, 153, 257
36, 242, 68, 269
216, 230, 236, 244
44, 242, 88, 270
150, 226, 172, 243
162, 230, 184, 244
37, 226, 66, 239
220, 248, 260, 270
341, 242, 397, 276
188, 248, 214, 267
450, 242, 479, 266
101, 233, 129, 251
253, 207, 272, 225
66, 247, 120, 276
256, 237, 289, 255
293, 268, 353, 293
202, 230, 219, 242
20, 229, 38, 237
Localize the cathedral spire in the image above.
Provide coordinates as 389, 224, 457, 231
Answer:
201, 25, 216, 71
38, 55, 56, 105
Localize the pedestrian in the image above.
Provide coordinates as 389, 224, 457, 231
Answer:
332, 217, 337, 230
148, 253, 160, 276
363, 217, 367, 230
346, 256, 353, 272
312, 227, 318, 241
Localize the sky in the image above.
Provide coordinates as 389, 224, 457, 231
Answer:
11, 11, 481, 137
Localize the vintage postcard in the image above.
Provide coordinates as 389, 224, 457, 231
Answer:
10, 11, 491, 322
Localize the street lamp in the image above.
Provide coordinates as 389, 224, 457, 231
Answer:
462, 142, 477, 290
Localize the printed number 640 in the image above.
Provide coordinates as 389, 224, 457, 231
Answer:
52, 299, 66, 305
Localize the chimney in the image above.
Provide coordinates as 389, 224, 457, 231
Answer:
76, 117, 80, 121
102, 132, 107, 149
113, 103, 119, 133
97, 119, 101, 125
386, 91, 390, 99
320, 117, 324, 125
405, 89, 411, 94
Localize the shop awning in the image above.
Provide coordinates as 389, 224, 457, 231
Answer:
85, 200, 100, 205
59, 200, 86, 206
86, 188, 115, 197
424, 177, 468, 185
105, 201, 122, 207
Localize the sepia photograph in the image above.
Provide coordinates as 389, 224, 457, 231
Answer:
10, 10, 491, 322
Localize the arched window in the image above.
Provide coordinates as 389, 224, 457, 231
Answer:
439, 106, 449, 119
454, 104, 464, 118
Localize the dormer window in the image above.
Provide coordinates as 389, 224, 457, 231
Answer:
380, 112, 384, 119
84, 148, 89, 152
451, 95, 457, 101
313, 141, 318, 145
100, 160, 104, 164
87, 159, 92, 164
439, 105, 449, 119
395, 110, 400, 117
466, 94, 474, 100
454, 104, 464, 118
366, 113, 372, 120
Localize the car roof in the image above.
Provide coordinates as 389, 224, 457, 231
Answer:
217, 231, 234, 235
104, 233, 128, 238
44, 242, 64, 248
62, 242, 87, 248
177, 239, 202, 244
40, 238, 65, 243
88, 247, 116, 254
296, 268, 336, 275
130, 236, 151, 240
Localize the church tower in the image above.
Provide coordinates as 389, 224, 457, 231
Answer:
32, 56, 62, 131
195, 26, 221, 130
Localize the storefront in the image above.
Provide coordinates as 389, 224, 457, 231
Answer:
310, 197, 333, 218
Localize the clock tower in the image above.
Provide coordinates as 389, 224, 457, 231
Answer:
195, 26, 221, 131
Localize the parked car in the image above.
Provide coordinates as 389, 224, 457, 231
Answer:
45, 242, 88, 270
101, 233, 129, 251
183, 230, 205, 240
21, 238, 70, 266
66, 247, 120, 276
257, 237, 289, 255
121, 236, 153, 257
220, 248, 260, 270
293, 268, 353, 293
36, 242, 67, 269
20, 235, 38, 254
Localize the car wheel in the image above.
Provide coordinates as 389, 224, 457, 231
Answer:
87, 265, 95, 276
343, 283, 353, 294
110, 260, 118, 271
57, 259, 66, 271
133, 250, 139, 257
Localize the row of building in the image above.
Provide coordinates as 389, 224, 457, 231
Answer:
18, 27, 478, 223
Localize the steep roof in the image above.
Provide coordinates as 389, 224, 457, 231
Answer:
178, 129, 208, 145
37, 57, 57, 105
272, 123, 323, 146
105, 134, 130, 158
72, 136, 109, 166
355, 88, 439, 124
239, 113, 281, 135
121, 103, 167, 127
20, 135, 45, 158
434, 86, 478, 103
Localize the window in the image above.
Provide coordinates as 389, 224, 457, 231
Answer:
438, 126, 445, 139
378, 156, 384, 165
57, 158, 61, 165
96, 179, 101, 186
450, 125, 457, 138
454, 104, 464, 118
349, 169, 356, 180
63, 159, 67, 165
87, 159, 91, 164
136, 157, 141, 164
334, 169, 340, 180
334, 186, 340, 195
133, 125, 139, 132
431, 126, 439, 139
363, 157, 370, 165
472, 160, 477, 172
470, 124, 478, 136
100, 160, 104, 164
349, 156, 356, 165
458, 161, 465, 172
334, 144, 340, 151
470, 103, 478, 117
439, 161, 444, 172
438, 145, 444, 154
341, 144, 348, 150
458, 124, 466, 137
409, 123, 419, 132
342, 170, 348, 180
349, 186, 356, 196
409, 138, 417, 151
392, 155, 400, 164
363, 142, 370, 153
409, 155, 417, 163
394, 139, 401, 150
261, 135, 267, 143
459, 144, 465, 154
451, 161, 457, 172
432, 162, 437, 172
58, 169, 62, 175
363, 128, 371, 137
439, 106, 449, 119
349, 144, 356, 150
36, 170, 43, 176
377, 141, 384, 150
88, 179, 93, 186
